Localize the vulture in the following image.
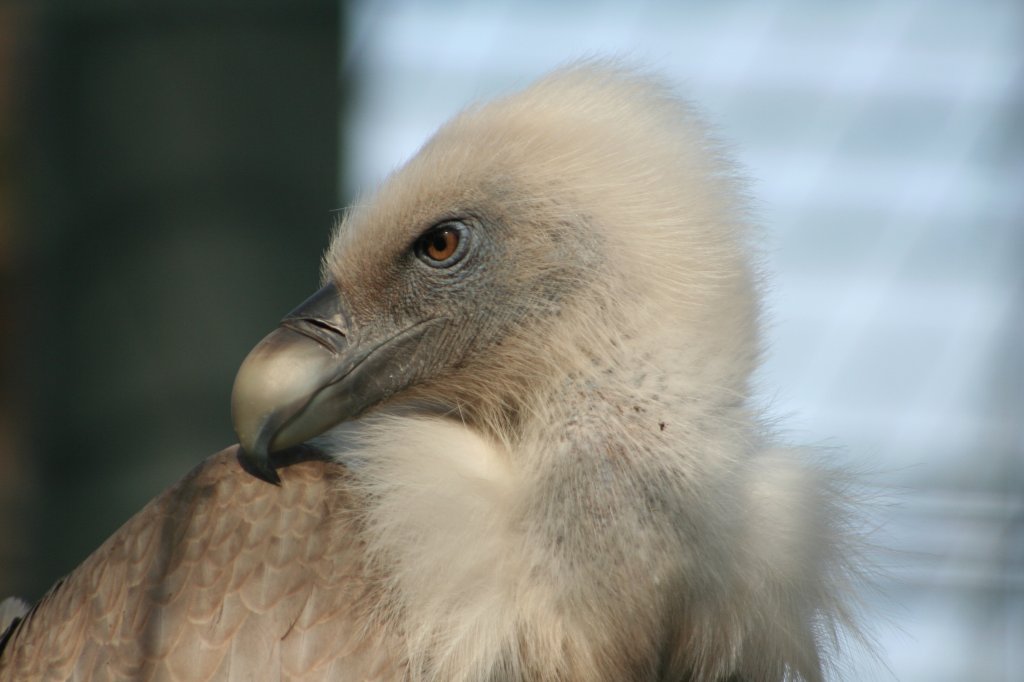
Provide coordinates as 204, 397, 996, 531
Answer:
0, 63, 860, 681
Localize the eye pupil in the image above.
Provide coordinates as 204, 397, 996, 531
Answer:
414, 221, 469, 267
430, 232, 451, 253
422, 226, 460, 262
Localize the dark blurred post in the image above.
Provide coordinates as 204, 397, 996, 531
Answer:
3, 0, 343, 601
0, 3, 32, 602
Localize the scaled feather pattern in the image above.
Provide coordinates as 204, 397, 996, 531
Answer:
0, 63, 862, 681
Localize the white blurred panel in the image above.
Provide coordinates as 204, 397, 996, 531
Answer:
341, 2, 1024, 679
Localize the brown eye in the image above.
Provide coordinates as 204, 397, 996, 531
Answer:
415, 222, 469, 267
425, 227, 458, 260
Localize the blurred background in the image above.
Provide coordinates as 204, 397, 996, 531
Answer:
1, 1, 1021, 680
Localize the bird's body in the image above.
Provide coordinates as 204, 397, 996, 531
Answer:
0, 63, 859, 681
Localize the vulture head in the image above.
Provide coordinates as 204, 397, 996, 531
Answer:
233, 65, 758, 472
227, 63, 857, 681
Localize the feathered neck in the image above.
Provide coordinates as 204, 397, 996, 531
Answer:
318, 340, 851, 682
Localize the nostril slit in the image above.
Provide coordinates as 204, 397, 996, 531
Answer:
304, 318, 347, 338
279, 317, 349, 354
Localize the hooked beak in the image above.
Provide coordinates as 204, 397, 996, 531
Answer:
230, 283, 440, 484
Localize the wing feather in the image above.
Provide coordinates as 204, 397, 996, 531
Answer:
0, 446, 401, 681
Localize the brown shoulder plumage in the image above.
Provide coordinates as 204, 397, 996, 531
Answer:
0, 448, 399, 681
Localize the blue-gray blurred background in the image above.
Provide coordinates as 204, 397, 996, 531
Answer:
1, 1, 1020, 680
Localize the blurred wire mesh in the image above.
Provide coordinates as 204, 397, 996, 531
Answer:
341, 1, 1022, 680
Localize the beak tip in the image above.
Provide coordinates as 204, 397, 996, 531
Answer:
237, 445, 282, 485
